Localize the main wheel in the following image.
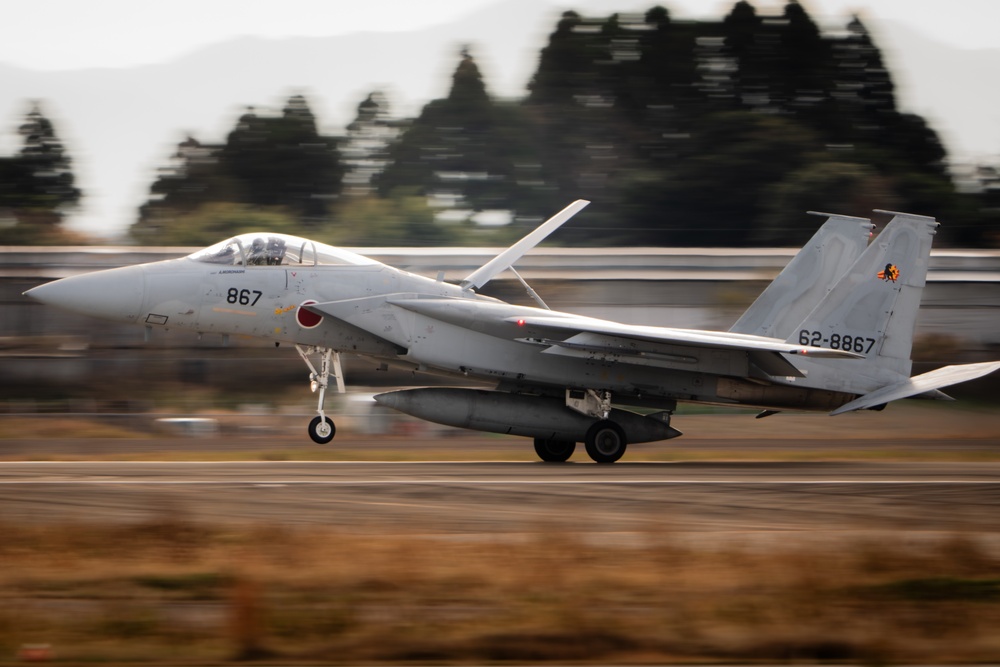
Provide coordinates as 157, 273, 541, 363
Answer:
533, 438, 576, 462
308, 416, 336, 444
585, 420, 626, 463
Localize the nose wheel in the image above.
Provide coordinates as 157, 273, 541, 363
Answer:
296, 345, 345, 444
308, 415, 336, 444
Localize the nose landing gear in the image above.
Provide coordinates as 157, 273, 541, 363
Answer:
296, 345, 345, 444
308, 415, 336, 444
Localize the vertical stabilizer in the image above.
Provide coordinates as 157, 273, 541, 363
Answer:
730, 212, 872, 338
786, 211, 938, 382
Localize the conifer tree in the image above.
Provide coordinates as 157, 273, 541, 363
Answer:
0, 103, 80, 232
722, 1, 766, 109
776, 0, 831, 110
528, 12, 601, 106
342, 92, 398, 196
134, 95, 344, 242
219, 95, 343, 222
377, 49, 542, 218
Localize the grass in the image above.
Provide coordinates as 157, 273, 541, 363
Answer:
1, 520, 999, 663
0, 416, 151, 440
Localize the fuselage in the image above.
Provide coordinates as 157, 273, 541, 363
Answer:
25, 232, 855, 413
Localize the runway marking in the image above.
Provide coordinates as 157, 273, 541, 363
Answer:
0, 480, 995, 486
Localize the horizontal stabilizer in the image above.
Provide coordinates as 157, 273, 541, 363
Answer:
461, 199, 589, 291
830, 361, 1000, 415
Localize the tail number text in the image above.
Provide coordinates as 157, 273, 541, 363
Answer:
798, 330, 876, 354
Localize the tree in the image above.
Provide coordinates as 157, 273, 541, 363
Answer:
528, 12, 599, 106
132, 134, 238, 243
326, 192, 449, 246
622, 112, 826, 246
136, 202, 303, 246
133, 95, 344, 243
759, 161, 896, 244
218, 95, 343, 222
835, 16, 898, 129
630, 6, 700, 115
123, 1, 989, 248
342, 92, 399, 197
0, 103, 81, 243
722, 0, 765, 108
775, 0, 832, 111
377, 50, 546, 220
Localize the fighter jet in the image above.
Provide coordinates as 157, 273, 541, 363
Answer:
24, 200, 1000, 462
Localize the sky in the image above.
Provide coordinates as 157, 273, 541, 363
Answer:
1, 0, 998, 72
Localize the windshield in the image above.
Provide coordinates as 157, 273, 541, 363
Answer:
189, 238, 244, 265
188, 233, 378, 267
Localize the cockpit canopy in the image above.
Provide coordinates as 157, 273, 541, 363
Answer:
188, 233, 378, 267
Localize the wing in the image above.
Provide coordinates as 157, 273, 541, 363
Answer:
388, 297, 860, 380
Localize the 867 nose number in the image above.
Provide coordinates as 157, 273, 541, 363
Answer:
798, 329, 876, 354
227, 288, 262, 306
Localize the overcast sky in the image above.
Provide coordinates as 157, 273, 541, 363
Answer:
2, 0, 998, 72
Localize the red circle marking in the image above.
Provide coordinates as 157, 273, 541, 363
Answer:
296, 300, 323, 328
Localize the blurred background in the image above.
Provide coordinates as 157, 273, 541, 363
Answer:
1, 0, 999, 430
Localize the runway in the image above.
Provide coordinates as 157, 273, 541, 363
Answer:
3, 460, 999, 537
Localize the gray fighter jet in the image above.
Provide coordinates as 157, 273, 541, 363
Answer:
24, 200, 1000, 462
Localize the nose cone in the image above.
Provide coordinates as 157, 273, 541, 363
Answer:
24, 265, 146, 323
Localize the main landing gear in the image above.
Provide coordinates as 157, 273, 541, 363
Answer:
296, 345, 345, 444
571, 389, 628, 464
531, 389, 630, 464
533, 438, 576, 462
584, 420, 627, 464
534, 420, 628, 464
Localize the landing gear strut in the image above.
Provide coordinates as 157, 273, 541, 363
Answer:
565, 388, 629, 463
296, 345, 344, 444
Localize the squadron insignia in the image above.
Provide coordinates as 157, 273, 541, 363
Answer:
877, 263, 899, 282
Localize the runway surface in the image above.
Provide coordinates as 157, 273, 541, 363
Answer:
3, 460, 999, 538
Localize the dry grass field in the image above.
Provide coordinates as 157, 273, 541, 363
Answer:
2, 519, 1000, 664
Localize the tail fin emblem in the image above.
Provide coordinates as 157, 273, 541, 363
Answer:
877, 263, 899, 282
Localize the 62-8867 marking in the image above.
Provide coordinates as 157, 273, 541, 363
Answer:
798, 329, 876, 354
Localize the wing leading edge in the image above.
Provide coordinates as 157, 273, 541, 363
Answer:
508, 313, 863, 360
